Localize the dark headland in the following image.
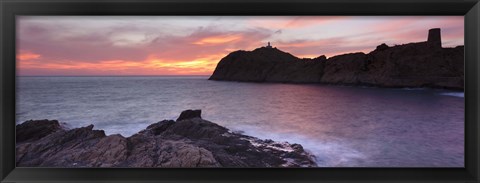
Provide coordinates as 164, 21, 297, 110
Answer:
209, 28, 464, 90
16, 110, 317, 168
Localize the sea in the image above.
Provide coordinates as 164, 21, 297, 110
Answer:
16, 76, 465, 167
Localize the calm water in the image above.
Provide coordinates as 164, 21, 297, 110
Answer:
16, 76, 464, 167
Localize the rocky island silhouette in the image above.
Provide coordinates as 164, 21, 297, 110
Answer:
209, 28, 464, 90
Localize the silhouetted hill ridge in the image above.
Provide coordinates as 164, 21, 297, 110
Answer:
209, 28, 464, 90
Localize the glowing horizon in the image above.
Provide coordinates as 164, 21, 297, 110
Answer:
17, 16, 464, 76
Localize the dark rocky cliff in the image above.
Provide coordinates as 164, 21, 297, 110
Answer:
209, 47, 326, 83
209, 28, 464, 90
16, 110, 317, 168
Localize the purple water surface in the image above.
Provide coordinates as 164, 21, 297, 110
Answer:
16, 76, 464, 167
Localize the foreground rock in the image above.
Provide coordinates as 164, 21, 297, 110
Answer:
209, 28, 464, 90
16, 110, 317, 168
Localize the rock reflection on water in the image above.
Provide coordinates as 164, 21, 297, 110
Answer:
17, 76, 464, 167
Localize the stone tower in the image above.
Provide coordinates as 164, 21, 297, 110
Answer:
427, 28, 442, 48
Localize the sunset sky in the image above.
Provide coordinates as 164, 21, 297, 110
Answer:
17, 16, 464, 76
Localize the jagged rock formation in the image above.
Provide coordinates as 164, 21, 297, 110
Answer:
209, 28, 464, 90
16, 110, 317, 168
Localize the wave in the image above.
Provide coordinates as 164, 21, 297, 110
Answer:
439, 92, 464, 98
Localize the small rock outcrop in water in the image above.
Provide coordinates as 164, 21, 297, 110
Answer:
209, 28, 464, 90
16, 110, 317, 168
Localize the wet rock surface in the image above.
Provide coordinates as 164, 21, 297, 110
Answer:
16, 119, 62, 143
176, 109, 202, 121
209, 29, 464, 90
16, 110, 317, 168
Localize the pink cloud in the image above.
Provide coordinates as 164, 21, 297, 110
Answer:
17, 25, 272, 75
276, 40, 374, 58
248, 16, 345, 29
17, 16, 464, 76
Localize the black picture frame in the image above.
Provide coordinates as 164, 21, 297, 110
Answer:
1, 0, 479, 182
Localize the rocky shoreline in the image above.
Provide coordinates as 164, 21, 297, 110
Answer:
16, 110, 317, 168
209, 29, 464, 90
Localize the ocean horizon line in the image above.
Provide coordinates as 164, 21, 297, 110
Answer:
16, 75, 211, 77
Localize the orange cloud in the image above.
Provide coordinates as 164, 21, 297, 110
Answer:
17, 52, 41, 61
193, 34, 242, 45
296, 54, 322, 59
144, 53, 224, 73
18, 52, 226, 76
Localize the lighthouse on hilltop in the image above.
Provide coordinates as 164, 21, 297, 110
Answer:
266, 42, 273, 48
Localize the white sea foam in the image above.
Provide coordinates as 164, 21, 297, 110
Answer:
439, 92, 464, 98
